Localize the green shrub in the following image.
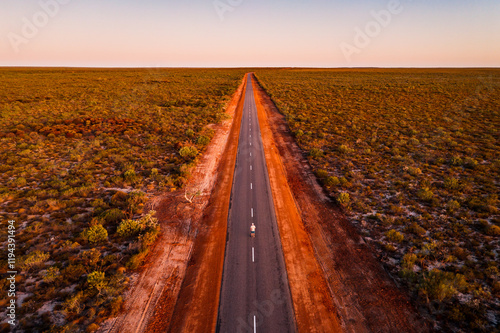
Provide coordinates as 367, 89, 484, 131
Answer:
197, 135, 210, 145
126, 190, 147, 214
86, 323, 99, 333
63, 291, 84, 316
444, 177, 460, 190
110, 191, 128, 207
485, 194, 498, 213
117, 219, 142, 238
467, 197, 486, 212
315, 169, 328, 179
408, 167, 422, 176
338, 144, 351, 154
91, 198, 108, 209
150, 168, 159, 178
109, 296, 123, 316
325, 176, 340, 186
110, 176, 124, 187
384, 243, 396, 251
386, 229, 404, 243
446, 199, 460, 212
408, 222, 427, 236
410, 137, 420, 145
42, 266, 60, 283
139, 229, 160, 250
492, 281, 500, 294
117, 210, 159, 242
87, 271, 107, 293
464, 157, 478, 169
179, 146, 198, 159
101, 208, 126, 224
123, 169, 140, 183
81, 224, 108, 244
126, 250, 149, 270
13, 177, 27, 187
418, 269, 468, 302
402, 253, 418, 269
450, 155, 463, 166
140, 210, 159, 228
309, 148, 324, 159
61, 264, 86, 283
185, 129, 195, 138
21, 251, 50, 271
417, 187, 434, 202
337, 192, 350, 206
339, 177, 349, 186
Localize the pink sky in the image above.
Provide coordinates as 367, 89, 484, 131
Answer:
1, 0, 499, 67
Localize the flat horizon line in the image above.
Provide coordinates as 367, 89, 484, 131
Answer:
1, 65, 500, 70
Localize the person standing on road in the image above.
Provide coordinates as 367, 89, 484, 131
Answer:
250, 223, 256, 237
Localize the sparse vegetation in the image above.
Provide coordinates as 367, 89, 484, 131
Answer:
255, 68, 500, 332
0, 68, 246, 332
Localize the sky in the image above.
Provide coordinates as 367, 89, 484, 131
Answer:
1, 0, 499, 67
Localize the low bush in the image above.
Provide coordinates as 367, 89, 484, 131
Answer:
325, 176, 340, 187
418, 269, 468, 302
309, 148, 324, 159
117, 219, 142, 238
101, 208, 126, 224
81, 224, 108, 244
315, 169, 328, 179
417, 187, 434, 202
87, 271, 107, 294
197, 135, 210, 146
337, 192, 350, 206
386, 229, 404, 243
126, 250, 149, 270
179, 146, 198, 160
21, 251, 50, 271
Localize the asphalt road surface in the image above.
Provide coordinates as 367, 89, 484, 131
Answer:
217, 74, 296, 333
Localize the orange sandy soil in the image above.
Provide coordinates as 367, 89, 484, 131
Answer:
252, 74, 430, 333
97, 76, 246, 333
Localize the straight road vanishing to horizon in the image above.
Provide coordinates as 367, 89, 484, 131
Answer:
217, 74, 296, 333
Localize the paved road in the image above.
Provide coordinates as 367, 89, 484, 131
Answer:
217, 74, 296, 333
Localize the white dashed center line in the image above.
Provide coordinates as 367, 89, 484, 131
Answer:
251, 208, 253, 218
252, 247, 255, 262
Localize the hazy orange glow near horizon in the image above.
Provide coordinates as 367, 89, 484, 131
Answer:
1, 0, 499, 67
